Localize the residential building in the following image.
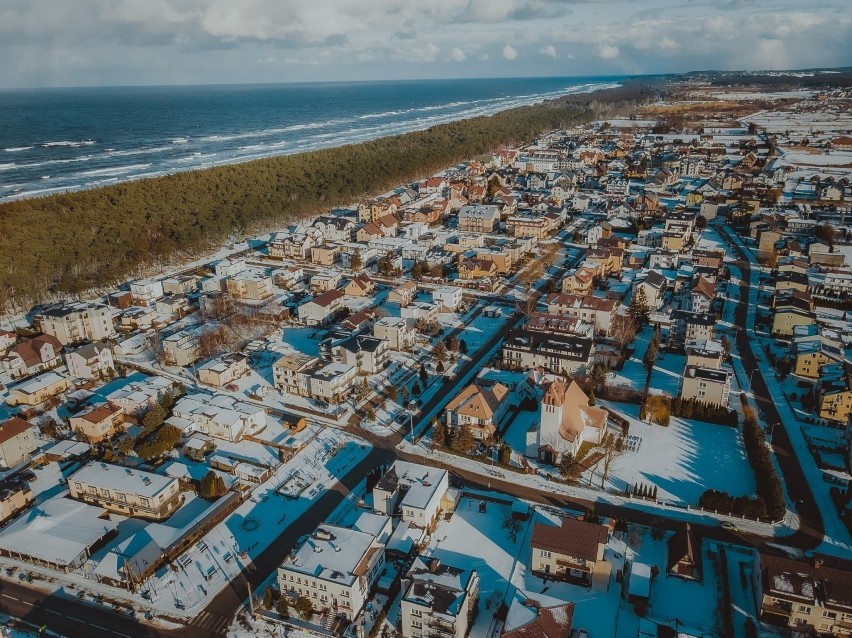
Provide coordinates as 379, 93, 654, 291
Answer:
501, 601, 574, 638
669, 310, 716, 350
272, 353, 319, 397
818, 364, 852, 425
299, 290, 346, 326
7, 372, 71, 407
170, 393, 264, 442
400, 556, 480, 638
544, 293, 616, 334
0, 418, 38, 468
225, 271, 274, 301
278, 524, 385, 620
374, 316, 416, 351
667, 524, 702, 582
689, 277, 716, 314
69, 402, 125, 444
373, 461, 449, 529
458, 205, 501, 233
680, 365, 731, 408
334, 335, 390, 375
68, 462, 183, 521
310, 270, 343, 294
311, 244, 342, 267
759, 554, 852, 635
0, 482, 33, 525
444, 380, 510, 441
129, 280, 164, 306
64, 341, 114, 380
634, 271, 667, 311
98, 373, 174, 416
502, 330, 594, 375
560, 268, 597, 296
197, 353, 249, 387
313, 216, 356, 242
35, 301, 115, 345
2, 334, 63, 380
161, 275, 198, 296
530, 378, 607, 463
299, 362, 357, 403
343, 273, 375, 298
389, 281, 417, 307
432, 286, 463, 312
530, 517, 610, 589
162, 331, 201, 367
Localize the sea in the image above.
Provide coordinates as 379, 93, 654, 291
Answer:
0, 76, 621, 203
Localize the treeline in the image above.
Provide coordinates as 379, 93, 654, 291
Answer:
698, 394, 785, 521
0, 86, 653, 310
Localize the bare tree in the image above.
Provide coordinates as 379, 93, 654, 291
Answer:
599, 432, 626, 488
610, 313, 638, 349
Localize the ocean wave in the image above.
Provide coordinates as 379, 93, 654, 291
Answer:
3, 146, 33, 152
41, 140, 95, 148
172, 137, 189, 144
0, 163, 16, 171
79, 163, 152, 177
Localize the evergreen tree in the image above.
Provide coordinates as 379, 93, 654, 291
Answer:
434, 340, 447, 362
419, 363, 428, 385
388, 386, 398, 402
447, 335, 459, 352
431, 420, 447, 449
587, 389, 596, 406
451, 423, 476, 454
412, 381, 422, 395
350, 249, 363, 272
629, 286, 651, 324
459, 339, 468, 355
263, 588, 274, 610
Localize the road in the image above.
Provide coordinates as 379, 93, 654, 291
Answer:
718, 224, 825, 551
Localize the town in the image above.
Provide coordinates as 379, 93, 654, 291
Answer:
1, 78, 852, 638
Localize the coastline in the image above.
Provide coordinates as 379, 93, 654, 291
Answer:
0, 79, 651, 309
0, 79, 621, 204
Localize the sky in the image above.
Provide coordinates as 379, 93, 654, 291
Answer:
1, 0, 850, 89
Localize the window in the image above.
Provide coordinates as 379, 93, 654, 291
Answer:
411, 621, 422, 628
797, 605, 811, 614
117, 493, 126, 502
412, 610, 422, 617
823, 611, 836, 620
540, 550, 551, 558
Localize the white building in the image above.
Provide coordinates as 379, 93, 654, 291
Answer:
0, 417, 38, 468
374, 317, 416, 351
129, 279, 164, 306
432, 286, 463, 312
170, 393, 265, 442
373, 461, 449, 529
64, 341, 114, 380
36, 301, 115, 346
278, 524, 385, 621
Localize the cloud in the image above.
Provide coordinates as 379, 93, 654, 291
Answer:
410, 42, 440, 62
539, 44, 557, 58
0, 0, 850, 87
597, 43, 620, 59
448, 47, 466, 62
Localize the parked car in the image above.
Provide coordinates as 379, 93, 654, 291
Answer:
720, 521, 738, 531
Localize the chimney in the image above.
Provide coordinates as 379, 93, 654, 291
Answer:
430, 558, 441, 573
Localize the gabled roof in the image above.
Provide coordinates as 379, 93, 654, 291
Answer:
541, 380, 608, 443
667, 523, 701, 575
502, 603, 575, 638
309, 289, 344, 308
446, 381, 509, 422
0, 417, 34, 445
531, 517, 608, 563
691, 276, 716, 301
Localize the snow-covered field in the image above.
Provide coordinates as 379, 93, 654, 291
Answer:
594, 402, 756, 506
426, 496, 531, 638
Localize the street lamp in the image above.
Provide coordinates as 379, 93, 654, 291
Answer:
748, 368, 758, 393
